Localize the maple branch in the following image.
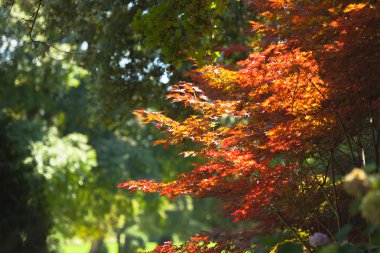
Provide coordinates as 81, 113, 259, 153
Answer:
290, 71, 301, 114
315, 144, 331, 186
304, 159, 339, 222
306, 76, 357, 165
297, 173, 314, 229
376, 130, 380, 172
369, 102, 379, 172
269, 203, 313, 252
336, 147, 356, 164
302, 173, 336, 241
330, 149, 341, 231
293, 173, 311, 231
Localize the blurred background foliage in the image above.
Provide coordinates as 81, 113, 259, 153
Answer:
0, 0, 255, 252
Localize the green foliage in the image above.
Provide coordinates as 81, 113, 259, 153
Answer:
276, 242, 303, 253
334, 225, 352, 244
133, 0, 227, 65
37, 0, 170, 123
315, 244, 360, 253
11, 0, 255, 123
0, 1, 257, 252
251, 231, 293, 253
27, 127, 99, 238
0, 114, 50, 253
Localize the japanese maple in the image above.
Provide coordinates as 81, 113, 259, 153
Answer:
119, 1, 380, 251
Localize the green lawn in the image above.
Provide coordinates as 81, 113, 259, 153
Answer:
63, 241, 117, 253
62, 241, 157, 253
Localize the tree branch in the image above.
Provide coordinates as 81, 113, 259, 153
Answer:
28, 0, 75, 55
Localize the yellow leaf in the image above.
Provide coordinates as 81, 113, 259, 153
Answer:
343, 3, 366, 13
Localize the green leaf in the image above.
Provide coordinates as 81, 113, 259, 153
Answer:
277, 242, 303, 253
349, 199, 361, 215
337, 244, 357, 253
335, 224, 352, 243
317, 244, 339, 253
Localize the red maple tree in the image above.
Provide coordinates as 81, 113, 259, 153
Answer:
119, 1, 380, 251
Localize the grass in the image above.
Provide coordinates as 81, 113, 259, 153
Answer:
62, 241, 157, 253
63, 241, 117, 253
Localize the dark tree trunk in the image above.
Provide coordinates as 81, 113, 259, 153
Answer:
89, 238, 108, 253
116, 232, 122, 253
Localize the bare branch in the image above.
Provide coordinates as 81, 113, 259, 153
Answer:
28, 0, 75, 55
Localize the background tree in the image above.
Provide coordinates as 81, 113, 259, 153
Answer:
1, 1, 258, 252
0, 113, 50, 253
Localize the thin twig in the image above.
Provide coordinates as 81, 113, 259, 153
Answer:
307, 76, 357, 165
269, 202, 313, 252
330, 149, 341, 231
302, 167, 336, 241
304, 159, 339, 222
369, 102, 379, 172
28, 0, 75, 55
